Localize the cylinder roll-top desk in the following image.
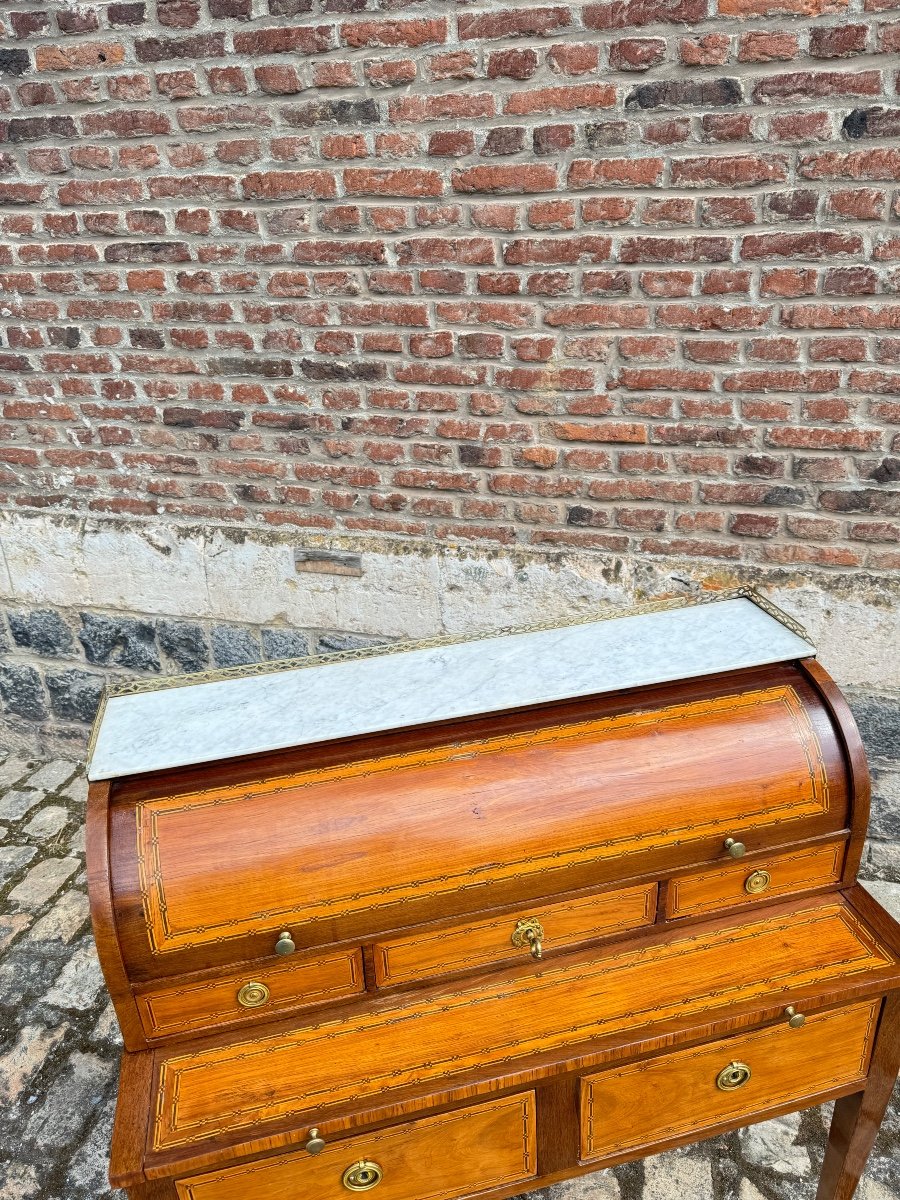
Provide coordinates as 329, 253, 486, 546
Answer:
85, 589, 900, 1200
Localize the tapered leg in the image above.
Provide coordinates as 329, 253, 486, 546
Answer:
815, 993, 900, 1200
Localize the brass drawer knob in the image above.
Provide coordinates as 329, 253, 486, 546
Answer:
724, 837, 746, 859
275, 930, 296, 955
236, 981, 270, 1009
786, 1006, 806, 1029
717, 1060, 752, 1092
343, 1161, 383, 1192
512, 917, 545, 960
305, 1127, 326, 1155
744, 869, 771, 895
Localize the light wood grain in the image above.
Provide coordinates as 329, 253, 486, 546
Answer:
666, 841, 845, 920
135, 948, 364, 1041
373, 882, 657, 987
581, 999, 879, 1161
174, 1092, 536, 1200
150, 901, 893, 1153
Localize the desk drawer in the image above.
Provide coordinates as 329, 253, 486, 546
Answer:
136, 947, 364, 1040
176, 1092, 536, 1200
580, 1000, 879, 1163
665, 842, 844, 920
373, 882, 657, 987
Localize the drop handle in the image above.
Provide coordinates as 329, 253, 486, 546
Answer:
512, 917, 545, 960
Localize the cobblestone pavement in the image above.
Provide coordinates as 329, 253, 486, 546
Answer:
0, 753, 897, 1200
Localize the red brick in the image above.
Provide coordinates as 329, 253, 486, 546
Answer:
241, 171, 337, 200
488, 49, 539, 79
344, 168, 443, 198
680, 34, 731, 65
458, 8, 572, 39
548, 43, 601, 74
341, 18, 446, 48
452, 165, 558, 195
504, 84, 616, 115
610, 38, 667, 69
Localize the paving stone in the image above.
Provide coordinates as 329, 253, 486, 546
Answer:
318, 630, 389, 654
25, 759, 76, 793
8, 855, 80, 910
0, 844, 37, 886
740, 1113, 810, 1176
643, 1151, 714, 1200
0, 912, 31, 951
0, 1163, 41, 1200
0, 756, 32, 788
64, 1095, 123, 1197
43, 939, 105, 1011
0, 789, 41, 820
544, 1173, 622, 1200
91, 1000, 123, 1046
0, 1023, 67, 1105
866, 840, 900, 884
26, 1050, 114, 1149
863, 880, 900, 922
858, 1179, 899, 1200
29, 887, 89, 943
739, 1182, 766, 1200
61, 772, 89, 808
22, 805, 69, 840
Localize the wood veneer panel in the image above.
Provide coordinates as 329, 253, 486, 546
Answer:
135, 948, 364, 1041
136, 686, 832, 960
580, 999, 879, 1162
373, 882, 657, 987
149, 900, 894, 1153
666, 840, 845, 919
175, 1092, 536, 1200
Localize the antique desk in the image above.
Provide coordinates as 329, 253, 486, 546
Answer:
86, 589, 900, 1200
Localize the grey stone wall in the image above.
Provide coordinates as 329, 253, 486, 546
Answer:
0, 602, 390, 757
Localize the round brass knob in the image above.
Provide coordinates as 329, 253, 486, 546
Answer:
786, 1006, 806, 1029
305, 1127, 326, 1155
716, 1061, 752, 1092
342, 1161, 383, 1192
236, 981, 270, 1009
724, 838, 746, 859
275, 930, 295, 955
744, 869, 771, 895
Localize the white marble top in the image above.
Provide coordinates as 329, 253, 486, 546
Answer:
86, 596, 815, 781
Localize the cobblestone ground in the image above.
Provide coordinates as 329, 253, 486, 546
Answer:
0, 753, 897, 1200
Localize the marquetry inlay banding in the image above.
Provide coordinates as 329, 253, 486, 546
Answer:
136, 686, 831, 956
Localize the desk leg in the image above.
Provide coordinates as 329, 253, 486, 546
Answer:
815, 994, 900, 1200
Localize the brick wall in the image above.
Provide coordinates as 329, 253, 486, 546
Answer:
0, 0, 899, 566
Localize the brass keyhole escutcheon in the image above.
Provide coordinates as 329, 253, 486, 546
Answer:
744, 869, 771, 896
342, 1161, 383, 1192
237, 981, 270, 1009
512, 917, 545, 960
717, 1061, 752, 1092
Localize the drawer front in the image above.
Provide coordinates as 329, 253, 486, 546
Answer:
580, 999, 879, 1163
374, 882, 658, 987
176, 1092, 536, 1200
665, 842, 845, 920
136, 947, 364, 1040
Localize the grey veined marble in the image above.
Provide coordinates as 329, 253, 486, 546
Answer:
86, 595, 815, 781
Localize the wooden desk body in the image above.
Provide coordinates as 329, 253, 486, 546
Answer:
85, 602, 900, 1200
